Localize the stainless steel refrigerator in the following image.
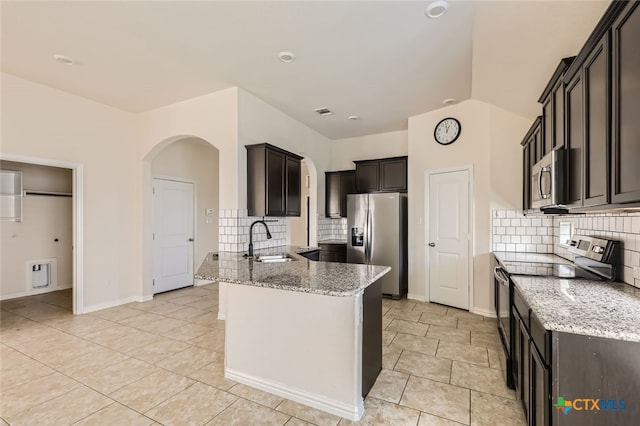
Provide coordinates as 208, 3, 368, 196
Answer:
347, 192, 408, 299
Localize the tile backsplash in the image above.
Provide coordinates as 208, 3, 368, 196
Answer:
317, 217, 348, 241
218, 209, 288, 253
493, 209, 640, 288
492, 210, 554, 253
552, 213, 640, 287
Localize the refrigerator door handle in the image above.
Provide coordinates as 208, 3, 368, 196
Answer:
367, 208, 373, 264
364, 208, 369, 263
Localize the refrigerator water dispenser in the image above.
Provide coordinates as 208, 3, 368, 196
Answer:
351, 228, 364, 246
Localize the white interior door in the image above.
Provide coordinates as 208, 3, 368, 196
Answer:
427, 169, 471, 310
153, 178, 194, 294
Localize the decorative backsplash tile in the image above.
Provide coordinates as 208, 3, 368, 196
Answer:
492, 209, 640, 288
317, 217, 347, 241
553, 213, 640, 288
218, 209, 288, 253
492, 210, 554, 253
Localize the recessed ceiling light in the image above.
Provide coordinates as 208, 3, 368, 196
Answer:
53, 54, 75, 65
425, 1, 449, 19
348, 115, 360, 120
442, 98, 456, 105
278, 51, 296, 63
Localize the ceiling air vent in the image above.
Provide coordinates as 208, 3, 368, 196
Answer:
313, 107, 334, 117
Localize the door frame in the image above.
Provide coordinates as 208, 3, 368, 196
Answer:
0, 153, 84, 314
151, 175, 197, 294
424, 165, 474, 310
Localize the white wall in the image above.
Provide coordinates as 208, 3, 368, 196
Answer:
1, 73, 139, 311
407, 99, 530, 314
151, 138, 219, 265
330, 130, 407, 171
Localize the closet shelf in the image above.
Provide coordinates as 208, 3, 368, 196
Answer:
24, 190, 72, 197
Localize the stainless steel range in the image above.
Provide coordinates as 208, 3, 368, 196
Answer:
493, 235, 620, 389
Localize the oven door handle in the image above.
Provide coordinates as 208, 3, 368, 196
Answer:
539, 166, 551, 199
494, 266, 509, 286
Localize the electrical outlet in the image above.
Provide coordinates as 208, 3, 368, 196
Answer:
634, 266, 640, 280
205, 208, 214, 216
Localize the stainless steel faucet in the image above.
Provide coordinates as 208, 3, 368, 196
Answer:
248, 220, 274, 257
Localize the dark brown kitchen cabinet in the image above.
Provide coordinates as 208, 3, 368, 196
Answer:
325, 170, 355, 218
529, 340, 550, 426
513, 307, 530, 420
246, 143, 303, 217
611, 0, 640, 204
538, 57, 574, 153
565, 72, 584, 207
522, 143, 531, 210
520, 118, 541, 210
354, 156, 407, 193
286, 156, 301, 216
564, 34, 610, 209
319, 242, 347, 263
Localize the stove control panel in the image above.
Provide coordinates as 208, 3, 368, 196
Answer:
568, 235, 617, 263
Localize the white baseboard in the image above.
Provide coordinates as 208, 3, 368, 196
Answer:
84, 295, 150, 314
217, 311, 226, 320
225, 368, 363, 421
194, 279, 214, 286
470, 306, 496, 318
1, 284, 72, 301
407, 293, 427, 302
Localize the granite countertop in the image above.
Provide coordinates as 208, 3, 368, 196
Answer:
295, 246, 320, 254
318, 239, 348, 245
493, 251, 571, 265
195, 246, 390, 297
511, 275, 640, 342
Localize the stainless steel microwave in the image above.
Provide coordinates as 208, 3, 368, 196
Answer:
531, 149, 565, 210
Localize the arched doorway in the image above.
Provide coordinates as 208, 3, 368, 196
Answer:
142, 136, 219, 297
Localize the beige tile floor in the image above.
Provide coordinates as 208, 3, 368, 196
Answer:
0, 286, 526, 425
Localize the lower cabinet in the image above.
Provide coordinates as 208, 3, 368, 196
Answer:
513, 307, 531, 420
319, 243, 347, 263
529, 341, 550, 426
512, 287, 550, 426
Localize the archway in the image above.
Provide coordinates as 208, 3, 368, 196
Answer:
142, 136, 219, 298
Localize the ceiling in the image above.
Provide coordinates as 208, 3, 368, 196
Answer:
1, 1, 608, 140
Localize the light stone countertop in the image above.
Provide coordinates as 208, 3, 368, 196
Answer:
511, 275, 640, 342
195, 246, 390, 297
493, 251, 571, 265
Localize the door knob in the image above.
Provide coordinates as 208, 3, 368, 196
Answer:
188, 238, 194, 242
428, 242, 435, 247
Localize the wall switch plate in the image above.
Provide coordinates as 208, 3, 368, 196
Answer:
634, 266, 640, 280
205, 208, 214, 216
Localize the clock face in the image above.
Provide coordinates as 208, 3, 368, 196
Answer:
434, 117, 461, 145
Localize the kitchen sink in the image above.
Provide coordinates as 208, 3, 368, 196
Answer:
254, 253, 296, 263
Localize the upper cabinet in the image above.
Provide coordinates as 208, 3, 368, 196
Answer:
538, 57, 575, 154
564, 33, 610, 209
325, 170, 355, 218
246, 143, 303, 217
521, 118, 541, 210
523, 0, 640, 211
611, 1, 640, 204
354, 156, 408, 193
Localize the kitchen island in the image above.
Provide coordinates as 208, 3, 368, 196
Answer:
195, 247, 390, 421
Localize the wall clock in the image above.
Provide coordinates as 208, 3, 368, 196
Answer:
434, 117, 461, 145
